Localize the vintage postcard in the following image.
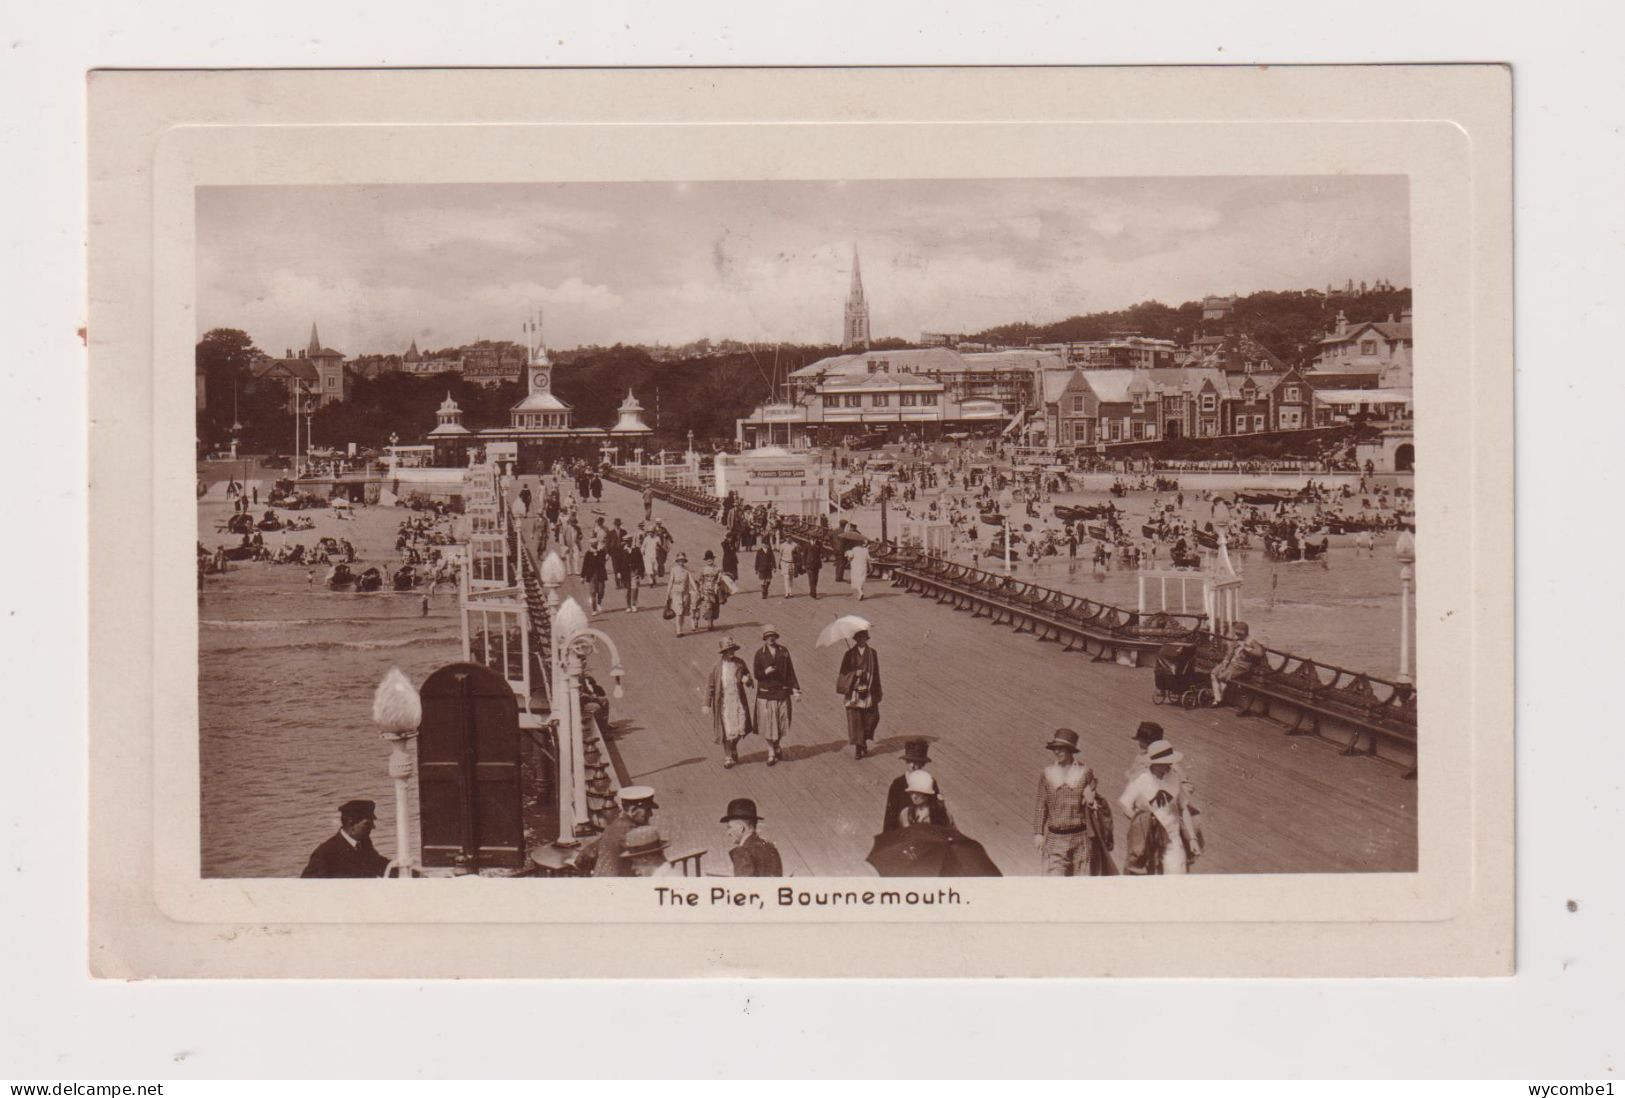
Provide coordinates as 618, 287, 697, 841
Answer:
87, 66, 1512, 977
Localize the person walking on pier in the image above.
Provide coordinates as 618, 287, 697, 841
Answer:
832, 520, 851, 584
560, 515, 581, 576
751, 625, 800, 766
665, 552, 696, 636
721, 533, 740, 583
1032, 729, 1101, 877
614, 535, 642, 612
882, 738, 944, 832
778, 534, 799, 598
581, 539, 609, 614
641, 523, 661, 586
754, 540, 776, 599
845, 538, 871, 601
722, 798, 783, 877
642, 484, 655, 522
837, 629, 883, 760
301, 799, 390, 878
703, 636, 756, 769
694, 551, 726, 632
802, 537, 824, 599
1119, 740, 1199, 875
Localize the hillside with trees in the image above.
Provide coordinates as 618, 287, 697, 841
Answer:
968, 286, 1412, 367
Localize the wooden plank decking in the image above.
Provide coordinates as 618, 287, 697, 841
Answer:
527, 478, 1417, 878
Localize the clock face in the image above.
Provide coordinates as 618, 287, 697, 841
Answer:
531, 369, 550, 392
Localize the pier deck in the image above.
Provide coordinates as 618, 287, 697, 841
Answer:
532, 478, 1417, 878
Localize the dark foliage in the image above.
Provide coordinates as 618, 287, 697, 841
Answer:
967, 287, 1411, 368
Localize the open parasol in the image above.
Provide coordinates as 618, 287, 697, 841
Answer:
816, 614, 872, 649
866, 824, 1002, 878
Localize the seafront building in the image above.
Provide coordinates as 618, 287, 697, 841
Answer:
738, 267, 1414, 453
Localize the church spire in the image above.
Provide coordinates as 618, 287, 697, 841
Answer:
843, 243, 871, 349
307, 322, 322, 356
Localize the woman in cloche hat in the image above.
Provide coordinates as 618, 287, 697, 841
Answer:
703, 636, 755, 768
1117, 740, 1200, 875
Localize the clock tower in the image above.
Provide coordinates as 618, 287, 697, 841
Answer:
508, 308, 572, 431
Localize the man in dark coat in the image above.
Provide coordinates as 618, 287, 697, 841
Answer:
836, 629, 883, 760
753, 542, 776, 598
301, 799, 389, 878
802, 537, 824, 599
722, 798, 783, 877
882, 738, 947, 832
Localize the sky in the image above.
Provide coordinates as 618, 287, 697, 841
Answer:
196, 176, 1409, 356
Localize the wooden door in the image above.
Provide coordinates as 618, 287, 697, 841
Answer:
418, 661, 524, 870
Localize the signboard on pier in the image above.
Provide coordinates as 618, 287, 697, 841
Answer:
714, 450, 833, 517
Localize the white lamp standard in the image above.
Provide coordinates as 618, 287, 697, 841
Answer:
547, 591, 626, 837
371, 666, 422, 880
1395, 529, 1416, 685
539, 551, 574, 833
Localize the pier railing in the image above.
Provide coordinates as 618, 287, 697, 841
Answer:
600, 466, 1418, 775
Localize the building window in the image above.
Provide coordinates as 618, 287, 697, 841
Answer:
1244, 388, 1256, 404
920, 393, 937, 406
1201, 394, 1216, 413
899, 392, 918, 407
871, 394, 890, 408
1131, 422, 1144, 441
1253, 415, 1265, 431
1285, 386, 1301, 403
1361, 340, 1377, 355
844, 394, 862, 408
1071, 395, 1085, 413
326, 376, 336, 389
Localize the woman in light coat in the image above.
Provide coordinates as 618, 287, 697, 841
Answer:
666, 552, 696, 637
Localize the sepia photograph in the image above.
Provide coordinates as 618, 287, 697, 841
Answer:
194, 174, 1419, 883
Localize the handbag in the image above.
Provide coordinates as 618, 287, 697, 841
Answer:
662, 602, 676, 621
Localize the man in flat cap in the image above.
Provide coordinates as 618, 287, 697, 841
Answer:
721, 798, 783, 877
590, 786, 659, 878
301, 799, 390, 878
751, 625, 801, 767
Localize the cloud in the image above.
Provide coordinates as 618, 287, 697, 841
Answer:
197, 177, 1409, 352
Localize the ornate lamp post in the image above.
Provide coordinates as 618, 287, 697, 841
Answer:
548, 591, 625, 836
371, 667, 422, 880
1395, 529, 1416, 685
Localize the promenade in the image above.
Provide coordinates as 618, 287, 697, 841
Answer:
529, 478, 1418, 878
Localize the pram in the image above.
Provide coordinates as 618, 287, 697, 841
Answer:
1153, 642, 1213, 708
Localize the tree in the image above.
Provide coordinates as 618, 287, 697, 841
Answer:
195, 328, 261, 447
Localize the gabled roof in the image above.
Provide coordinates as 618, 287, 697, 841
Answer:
1041, 369, 1088, 404
1319, 318, 1413, 345
252, 357, 319, 384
